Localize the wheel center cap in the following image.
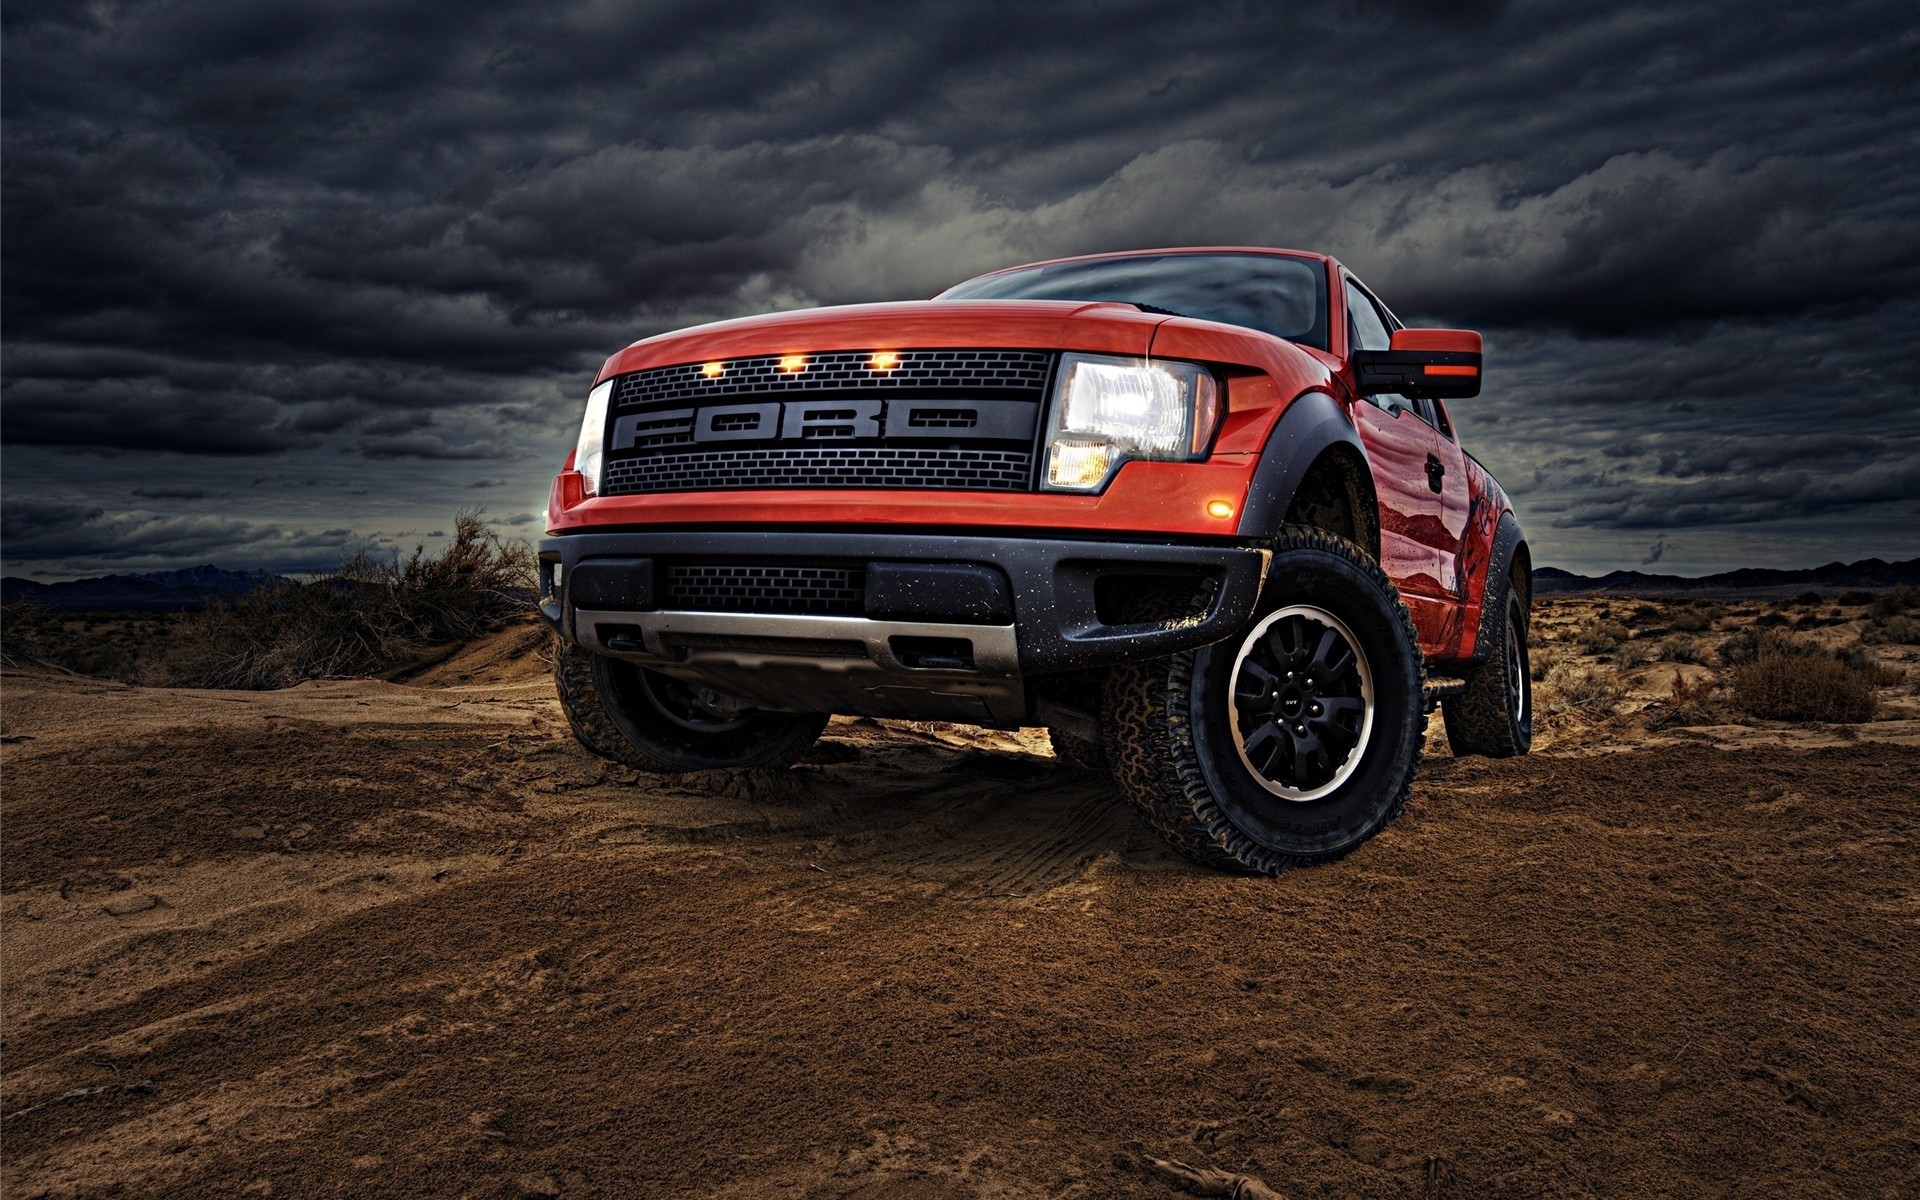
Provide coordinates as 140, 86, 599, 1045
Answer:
1278, 689, 1306, 717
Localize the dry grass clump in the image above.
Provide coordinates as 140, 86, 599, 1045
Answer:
1574, 619, 1633, 655
1613, 639, 1654, 669
1647, 669, 1726, 730
171, 510, 534, 689
1862, 614, 1920, 646
1538, 660, 1627, 720
1868, 587, 1918, 620
1656, 634, 1709, 664
1725, 630, 1880, 724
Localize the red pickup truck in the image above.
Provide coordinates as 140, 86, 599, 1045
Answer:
540, 247, 1532, 874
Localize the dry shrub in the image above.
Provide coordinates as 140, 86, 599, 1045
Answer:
1868, 587, 1918, 621
1725, 630, 1879, 723
170, 509, 533, 689
1625, 604, 1665, 628
1862, 614, 1920, 646
1648, 669, 1724, 730
1539, 661, 1626, 720
171, 584, 397, 689
1529, 640, 1565, 682
1668, 608, 1713, 632
0, 601, 58, 666
1657, 634, 1708, 664
1574, 619, 1632, 655
1614, 639, 1653, 669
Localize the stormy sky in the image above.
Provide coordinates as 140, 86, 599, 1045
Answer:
4, 0, 1918, 581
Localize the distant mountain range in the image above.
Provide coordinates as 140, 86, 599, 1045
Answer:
5, 556, 1915, 613
1, 565, 291, 611
1533, 557, 1920, 597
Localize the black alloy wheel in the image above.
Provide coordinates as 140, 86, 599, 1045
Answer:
1228, 605, 1375, 801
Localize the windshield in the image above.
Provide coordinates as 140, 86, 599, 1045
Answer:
936, 252, 1329, 349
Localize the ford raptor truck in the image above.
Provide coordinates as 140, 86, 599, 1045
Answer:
539, 247, 1532, 874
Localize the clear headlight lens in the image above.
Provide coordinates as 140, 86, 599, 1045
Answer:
573, 380, 613, 496
1041, 354, 1220, 492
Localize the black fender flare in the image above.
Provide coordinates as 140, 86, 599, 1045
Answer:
1233, 389, 1373, 545
1466, 512, 1528, 666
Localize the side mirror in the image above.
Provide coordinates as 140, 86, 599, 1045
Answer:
1354, 328, 1482, 399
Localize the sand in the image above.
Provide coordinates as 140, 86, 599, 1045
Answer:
3, 614, 1917, 1199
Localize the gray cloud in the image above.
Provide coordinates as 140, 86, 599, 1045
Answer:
4, 0, 1918, 578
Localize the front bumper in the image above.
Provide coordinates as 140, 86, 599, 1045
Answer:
538, 529, 1268, 725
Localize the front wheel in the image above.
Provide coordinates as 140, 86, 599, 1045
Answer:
554, 639, 827, 772
1103, 527, 1426, 875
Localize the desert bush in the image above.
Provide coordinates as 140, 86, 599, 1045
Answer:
1794, 591, 1825, 607
1725, 631, 1879, 723
1752, 612, 1789, 629
1539, 661, 1626, 719
342, 510, 536, 644
0, 601, 59, 668
1574, 619, 1632, 655
1668, 608, 1712, 632
1830, 642, 1905, 685
1625, 604, 1665, 628
1657, 634, 1708, 664
169, 509, 533, 689
1838, 590, 1874, 606
1614, 639, 1653, 669
170, 583, 397, 689
1529, 641, 1564, 682
1647, 669, 1724, 730
1869, 587, 1919, 621
1862, 614, 1920, 646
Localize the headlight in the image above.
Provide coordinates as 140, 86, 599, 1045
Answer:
1041, 354, 1220, 491
573, 380, 613, 496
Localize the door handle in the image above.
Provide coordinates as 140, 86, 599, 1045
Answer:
1425, 453, 1445, 494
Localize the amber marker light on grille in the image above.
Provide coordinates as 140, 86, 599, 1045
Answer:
778, 354, 808, 373
701, 361, 725, 378
869, 351, 899, 371
1206, 500, 1235, 520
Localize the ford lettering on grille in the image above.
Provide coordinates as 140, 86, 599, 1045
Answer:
598, 349, 1054, 495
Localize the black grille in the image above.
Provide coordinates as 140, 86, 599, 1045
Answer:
597, 347, 1052, 497
663, 563, 865, 615
611, 349, 1051, 407
603, 447, 1033, 494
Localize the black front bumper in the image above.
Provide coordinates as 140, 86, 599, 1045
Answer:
538, 529, 1268, 676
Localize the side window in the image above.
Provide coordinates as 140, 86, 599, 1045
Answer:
1351, 277, 1453, 437
1345, 280, 1392, 352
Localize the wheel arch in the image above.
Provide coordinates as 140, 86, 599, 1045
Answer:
1234, 390, 1380, 560
1466, 511, 1529, 665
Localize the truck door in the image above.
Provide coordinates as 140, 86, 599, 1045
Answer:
1343, 279, 1469, 648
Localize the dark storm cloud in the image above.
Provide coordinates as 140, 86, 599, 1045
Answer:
4, 0, 1918, 577
0, 497, 368, 573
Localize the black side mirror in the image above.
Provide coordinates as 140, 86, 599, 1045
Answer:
1355, 328, 1482, 399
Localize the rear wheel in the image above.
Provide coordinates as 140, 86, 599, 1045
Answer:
1442, 582, 1532, 757
1103, 527, 1426, 874
554, 639, 827, 772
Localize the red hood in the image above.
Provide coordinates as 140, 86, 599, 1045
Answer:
595, 300, 1168, 382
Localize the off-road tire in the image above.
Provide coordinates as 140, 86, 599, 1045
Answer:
1048, 728, 1109, 772
1442, 574, 1533, 757
1102, 526, 1426, 874
553, 638, 827, 772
